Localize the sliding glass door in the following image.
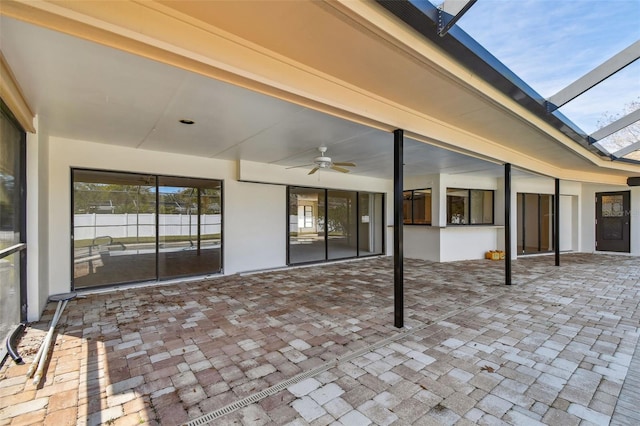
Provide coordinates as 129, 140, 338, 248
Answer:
1, 102, 26, 338
517, 193, 554, 255
73, 170, 157, 288
359, 193, 384, 256
288, 187, 326, 264
288, 186, 383, 265
158, 177, 222, 279
73, 170, 222, 288
327, 190, 358, 260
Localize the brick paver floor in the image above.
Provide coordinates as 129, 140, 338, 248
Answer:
0, 253, 638, 425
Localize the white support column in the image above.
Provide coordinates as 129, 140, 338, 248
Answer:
26, 116, 50, 321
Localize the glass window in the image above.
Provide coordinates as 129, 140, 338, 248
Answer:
0, 102, 26, 338
447, 188, 493, 225
0, 107, 22, 249
403, 189, 431, 225
470, 190, 493, 224
403, 190, 413, 224
447, 188, 469, 224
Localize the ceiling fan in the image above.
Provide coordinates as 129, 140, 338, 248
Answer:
292, 146, 357, 175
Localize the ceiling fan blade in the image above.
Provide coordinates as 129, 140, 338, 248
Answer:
331, 165, 350, 173
308, 167, 320, 175
332, 162, 356, 167
286, 163, 313, 170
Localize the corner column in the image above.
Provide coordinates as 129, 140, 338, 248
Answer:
394, 129, 404, 328
555, 178, 560, 266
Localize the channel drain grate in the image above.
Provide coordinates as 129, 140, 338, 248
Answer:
184, 360, 339, 425
185, 292, 504, 425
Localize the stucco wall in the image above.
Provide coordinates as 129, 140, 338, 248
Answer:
581, 184, 640, 255
26, 135, 639, 321
26, 117, 50, 321
30, 136, 393, 320
403, 173, 586, 262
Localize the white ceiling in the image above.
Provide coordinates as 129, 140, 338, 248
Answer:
0, 16, 525, 180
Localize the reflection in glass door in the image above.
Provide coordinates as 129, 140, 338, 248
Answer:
288, 187, 326, 264
73, 170, 157, 287
158, 177, 222, 279
73, 170, 222, 288
200, 187, 222, 265
328, 190, 358, 260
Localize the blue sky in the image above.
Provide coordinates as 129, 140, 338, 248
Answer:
447, 0, 640, 135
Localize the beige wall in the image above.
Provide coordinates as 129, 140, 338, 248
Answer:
27, 135, 393, 319
26, 117, 49, 321
23, 132, 640, 321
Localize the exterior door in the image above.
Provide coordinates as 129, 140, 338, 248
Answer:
596, 191, 630, 252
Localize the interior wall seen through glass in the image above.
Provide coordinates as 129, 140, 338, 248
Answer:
289, 187, 326, 264
470, 190, 493, 224
517, 193, 554, 254
403, 191, 413, 224
517, 193, 525, 252
289, 187, 383, 265
403, 189, 431, 225
447, 189, 469, 224
447, 188, 494, 225
359, 193, 384, 255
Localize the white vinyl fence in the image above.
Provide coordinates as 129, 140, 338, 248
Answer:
74, 213, 221, 241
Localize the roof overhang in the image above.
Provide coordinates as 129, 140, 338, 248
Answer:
1, 0, 638, 185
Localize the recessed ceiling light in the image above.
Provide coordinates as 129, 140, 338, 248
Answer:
179, 119, 195, 125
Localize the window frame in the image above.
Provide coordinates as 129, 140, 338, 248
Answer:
403, 188, 432, 225
446, 188, 494, 226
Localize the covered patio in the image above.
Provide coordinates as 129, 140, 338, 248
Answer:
1, 253, 638, 425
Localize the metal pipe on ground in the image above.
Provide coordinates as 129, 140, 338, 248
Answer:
26, 292, 77, 385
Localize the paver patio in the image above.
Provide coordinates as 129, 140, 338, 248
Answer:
0, 253, 638, 425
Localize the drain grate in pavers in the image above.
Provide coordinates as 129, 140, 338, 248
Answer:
185, 292, 506, 425
3, 253, 638, 425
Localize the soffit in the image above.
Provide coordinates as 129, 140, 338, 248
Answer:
1, 15, 507, 181
154, 0, 638, 176
1, 0, 638, 183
